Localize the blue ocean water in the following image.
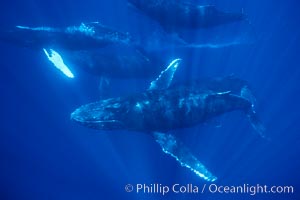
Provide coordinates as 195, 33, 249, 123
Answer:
0, 0, 299, 199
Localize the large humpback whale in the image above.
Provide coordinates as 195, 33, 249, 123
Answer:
71, 59, 265, 181
128, 0, 246, 31
0, 22, 165, 79
0, 22, 131, 50
0, 21, 247, 79
57, 44, 165, 79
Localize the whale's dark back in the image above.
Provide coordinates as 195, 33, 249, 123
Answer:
128, 0, 246, 31
123, 86, 252, 132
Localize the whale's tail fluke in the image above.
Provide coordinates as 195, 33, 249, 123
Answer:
240, 86, 267, 139
247, 108, 266, 139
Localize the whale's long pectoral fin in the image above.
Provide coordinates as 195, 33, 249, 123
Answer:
43, 48, 75, 78
153, 132, 217, 182
149, 58, 181, 90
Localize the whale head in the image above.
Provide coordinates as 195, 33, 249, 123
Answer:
71, 98, 127, 130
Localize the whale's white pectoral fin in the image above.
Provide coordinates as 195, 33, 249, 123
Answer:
149, 58, 181, 90
153, 132, 217, 182
43, 48, 75, 78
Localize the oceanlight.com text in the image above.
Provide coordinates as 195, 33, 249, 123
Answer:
207, 183, 294, 195
125, 183, 294, 196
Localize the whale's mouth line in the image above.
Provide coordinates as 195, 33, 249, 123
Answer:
71, 117, 124, 126
80, 119, 125, 130
71, 117, 118, 123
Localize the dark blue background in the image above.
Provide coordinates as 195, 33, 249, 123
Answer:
0, 0, 299, 199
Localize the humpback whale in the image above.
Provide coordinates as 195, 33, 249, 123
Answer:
71, 59, 265, 181
57, 44, 165, 79
0, 21, 248, 79
0, 22, 131, 50
0, 22, 151, 78
128, 0, 246, 31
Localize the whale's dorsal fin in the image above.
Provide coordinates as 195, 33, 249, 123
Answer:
152, 132, 217, 182
149, 58, 181, 90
